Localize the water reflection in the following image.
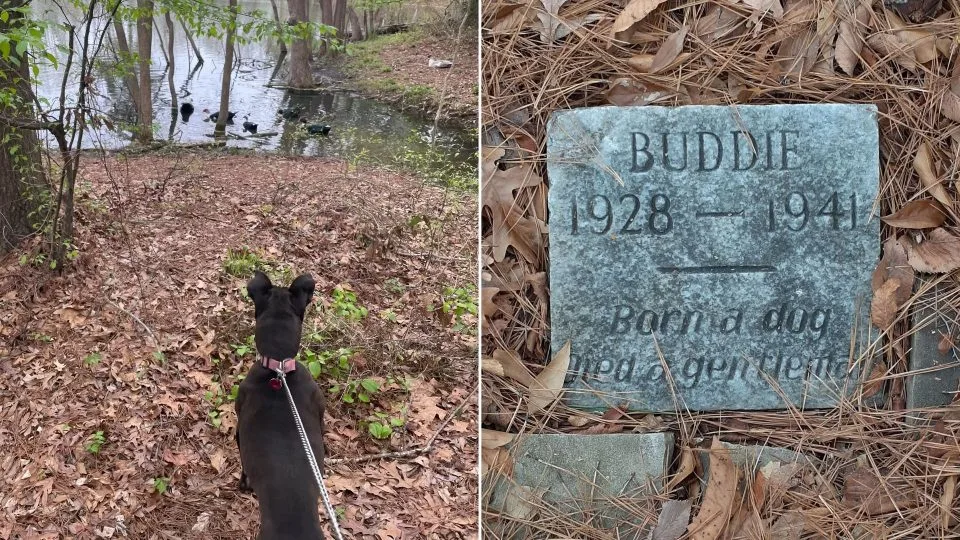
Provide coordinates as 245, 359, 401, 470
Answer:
31, 0, 475, 178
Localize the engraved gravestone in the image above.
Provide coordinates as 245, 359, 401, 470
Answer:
547, 104, 879, 411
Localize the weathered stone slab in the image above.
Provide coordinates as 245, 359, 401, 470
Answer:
486, 433, 673, 537
907, 282, 960, 408
547, 104, 880, 411
696, 441, 820, 487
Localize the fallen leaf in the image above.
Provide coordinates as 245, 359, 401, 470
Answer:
665, 446, 696, 492
871, 235, 916, 305
938, 333, 955, 355
480, 446, 514, 477
941, 86, 960, 123
481, 287, 500, 317
652, 499, 693, 540
611, 0, 669, 34
914, 143, 954, 210
941, 475, 957, 529
687, 438, 738, 540
649, 27, 688, 74
527, 340, 571, 413
742, 0, 784, 19
901, 228, 960, 273
491, 348, 536, 386
502, 485, 541, 520
481, 429, 515, 449
871, 278, 901, 329
880, 199, 946, 229
768, 510, 805, 539
843, 466, 920, 515
866, 33, 918, 71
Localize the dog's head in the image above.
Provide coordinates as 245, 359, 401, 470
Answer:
246, 271, 316, 360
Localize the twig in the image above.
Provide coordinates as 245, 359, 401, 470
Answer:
326, 381, 477, 465
107, 299, 161, 351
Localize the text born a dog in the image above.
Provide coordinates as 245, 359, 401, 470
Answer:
547, 104, 879, 411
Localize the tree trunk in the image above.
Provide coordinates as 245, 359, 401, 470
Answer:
0, 0, 43, 253
164, 11, 176, 110
286, 0, 312, 88
268, 0, 287, 55
179, 17, 203, 64
135, 0, 154, 142
347, 7, 362, 41
215, 0, 237, 135
112, 19, 140, 118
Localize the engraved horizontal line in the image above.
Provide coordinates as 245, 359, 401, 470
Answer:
695, 210, 745, 217
656, 265, 777, 274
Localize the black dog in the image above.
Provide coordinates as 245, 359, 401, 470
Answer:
236, 271, 327, 539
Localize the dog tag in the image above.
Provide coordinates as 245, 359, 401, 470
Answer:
269, 378, 282, 391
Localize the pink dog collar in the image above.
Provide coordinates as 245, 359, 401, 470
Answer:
258, 355, 296, 374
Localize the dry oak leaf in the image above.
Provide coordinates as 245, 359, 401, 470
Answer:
880, 199, 947, 229
481, 429, 515, 449
687, 437, 738, 540
481, 147, 544, 262
652, 499, 693, 540
527, 340, 571, 413
767, 510, 805, 540
481, 287, 499, 317
914, 142, 955, 210
901, 228, 960, 273
871, 278, 901, 329
843, 466, 920, 515
649, 26, 688, 73
835, 0, 872, 75
941, 85, 960, 123
611, 0, 669, 34
489, 348, 536, 386
871, 236, 915, 305
665, 446, 697, 492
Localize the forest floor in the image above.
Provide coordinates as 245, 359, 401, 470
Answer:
339, 27, 478, 122
0, 149, 478, 538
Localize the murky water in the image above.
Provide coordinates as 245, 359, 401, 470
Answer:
32, 0, 476, 182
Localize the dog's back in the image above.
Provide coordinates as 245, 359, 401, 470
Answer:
237, 367, 326, 539
236, 271, 327, 540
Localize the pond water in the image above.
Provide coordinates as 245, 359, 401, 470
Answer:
31, 0, 476, 185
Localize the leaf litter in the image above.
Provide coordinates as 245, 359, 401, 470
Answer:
0, 150, 478, 538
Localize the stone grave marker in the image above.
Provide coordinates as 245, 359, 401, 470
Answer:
547, 104, 879, 411
486, 433, 673, 538
907, 282, 960, 408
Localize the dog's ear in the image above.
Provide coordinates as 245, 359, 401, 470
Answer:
289, 273, 315, 317
247, 271, 273, 313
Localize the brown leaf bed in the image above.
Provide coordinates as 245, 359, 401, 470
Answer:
0, 151, 478, 538
481, 0, 960, 537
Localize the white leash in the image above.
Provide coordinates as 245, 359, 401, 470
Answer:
275, 368, 345, 540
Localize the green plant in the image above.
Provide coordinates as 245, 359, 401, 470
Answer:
300, 347, 353, 380
204, 386, 232, 428
223, 247, 267, 278
85, 431, 106, 455
83, 352, 101, 367
430, 284, 478, 333
330, 287, 368, 321
231, 335, 255, 358
384, 278, 405, 295
366, 410, 405, 440
151, 477, 170, 495
152, 350, 166, 364
330, 377, 380, 404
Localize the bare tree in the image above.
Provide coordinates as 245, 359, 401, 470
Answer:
269, 0, 287, 55
135, 0, 154, 142
215, 0, 238, 135
286, 0, 313, 88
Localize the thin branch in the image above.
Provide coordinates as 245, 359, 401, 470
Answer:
108, 299, 161, 350
326, 381, 477, 465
